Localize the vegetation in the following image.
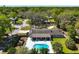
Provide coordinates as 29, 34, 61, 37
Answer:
52, 38, 79, 53
75, 20, 79, 29
26, 19, 32, 25
48, 18, 55, 22
30, 48, 38, 54
3, 35, 20, 52
16, 18, 23, 24
53, 42, 63, 53
40, 48, 49, 54
8, 47, 16, 54
0, 14, 12, 41
66, 39, 77, 50
1, 7, 79, 54
66, 25, 76, 40
30, 48, 49, 54
16, 47, 28, 54
21, 26, 31, 30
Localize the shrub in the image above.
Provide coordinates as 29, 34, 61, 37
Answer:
16, 47, 28, 54
53, 42, 63, 53
74, 37, 79, 43
66, 39, 77, 50
40, 48, 49, 54
30, 48, 49, 54
8, 47, 16, 54
3, 44, 11, 52
30, 48, 38, 54
26, 20, 31, 25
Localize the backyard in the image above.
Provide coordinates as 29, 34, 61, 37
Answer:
52, 38, 79, 53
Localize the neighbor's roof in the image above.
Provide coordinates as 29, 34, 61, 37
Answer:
31, 34, 51, 38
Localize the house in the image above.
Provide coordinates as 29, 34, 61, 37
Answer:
31, 34, 51, 41
50, 29, 65, 38
29, 28, 65, 41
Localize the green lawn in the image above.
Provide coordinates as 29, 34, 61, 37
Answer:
51, 38, 79, 53
21, 26, 31, 30
26, 19, 31, 25
48, 18, 55, 22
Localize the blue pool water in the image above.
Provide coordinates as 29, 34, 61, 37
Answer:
33, 44, 49, 49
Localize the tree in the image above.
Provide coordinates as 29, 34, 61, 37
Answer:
8, 47, 16, 54
11, 35, 20, 47
0, 14, 12, 42
75, 20, 79, 29
3, 35, 19, 52
53, 42, 63, 53
66, 39, 77, 50
70, 16, 76, 26
66, 25, 76, 40
8, 12, 17, 18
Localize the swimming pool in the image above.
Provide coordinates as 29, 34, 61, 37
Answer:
33, 44, 49, 49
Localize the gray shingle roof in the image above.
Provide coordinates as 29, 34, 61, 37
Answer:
31, 29, 51, 34
31, 34, 51, 38
30, 28, 64, 38
51, 29, 64, 35
30, 28, 64, 35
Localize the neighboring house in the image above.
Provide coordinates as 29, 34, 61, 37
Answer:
29, 28, 65, 41
30, 34, 51, 41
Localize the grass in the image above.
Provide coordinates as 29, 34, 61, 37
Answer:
48, 18, 55, 22
5, 28, 11, 34
26, 20, 31, 24
21, 26, 31, 30
51, 38, 79, 53
47, 26, 56, 29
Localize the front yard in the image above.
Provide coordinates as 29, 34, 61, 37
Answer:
20, 26, 31, 30
51, 38, 79, 53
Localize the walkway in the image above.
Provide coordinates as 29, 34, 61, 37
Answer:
9, 19, 30, 35
12, 20, 30, 29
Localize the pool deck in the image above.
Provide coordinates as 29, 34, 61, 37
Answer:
25, 37, 54, 53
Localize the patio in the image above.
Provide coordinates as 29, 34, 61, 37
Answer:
25, 37, 54, 53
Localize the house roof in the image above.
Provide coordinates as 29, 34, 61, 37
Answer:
31, 34, 51, 38
31, 29, 51, 34
51, 29, 64, 35
30, 28, 64, 36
